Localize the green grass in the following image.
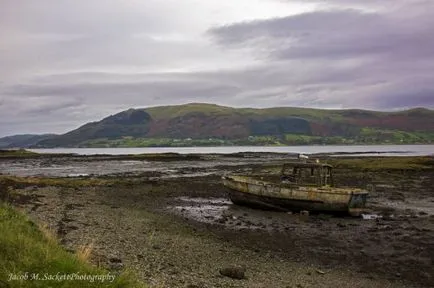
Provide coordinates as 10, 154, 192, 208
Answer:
357, 127, 434, 144
33, 103, 434, 148
145, 103, 236, 120
0, 149, 76, 159
327, 156, 434, 171
144, 103, 348, 122
77, 134, 433, 147
0, 149, 40, 159
143, 103, 433, 123
0, 203, 144, 288
0, 175, 113, 191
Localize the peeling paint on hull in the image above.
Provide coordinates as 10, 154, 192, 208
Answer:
223, 175, 368, 214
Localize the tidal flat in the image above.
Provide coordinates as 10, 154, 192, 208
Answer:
1, 152, 433, 287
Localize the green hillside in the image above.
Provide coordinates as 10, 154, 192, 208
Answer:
22, 103, 434, 147
0, 134, 57, 149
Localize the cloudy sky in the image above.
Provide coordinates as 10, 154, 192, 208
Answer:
1, 0, 433, 136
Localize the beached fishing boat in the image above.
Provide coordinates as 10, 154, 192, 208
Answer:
222, 160, 368, 215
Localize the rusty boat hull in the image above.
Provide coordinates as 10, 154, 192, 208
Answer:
222, 175, 368, 215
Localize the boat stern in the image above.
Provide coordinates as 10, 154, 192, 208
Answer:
348, 192, 369, 216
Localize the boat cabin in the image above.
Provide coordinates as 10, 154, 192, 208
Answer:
280, 162, 334, 187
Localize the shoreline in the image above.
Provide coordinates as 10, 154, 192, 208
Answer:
1, 154, 433, 287
1, 144, 432, 158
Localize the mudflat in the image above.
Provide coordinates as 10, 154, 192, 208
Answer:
1, 153, 433, 287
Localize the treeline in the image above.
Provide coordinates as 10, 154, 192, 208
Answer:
79, 129, 434, 147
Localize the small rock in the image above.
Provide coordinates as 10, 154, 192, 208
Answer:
108, 257, 124, 270
216, 218, 226, 224
300, 210, 309, 216
317, 214, 330, 220
109, 256, 122, 263
109, 262, 124, 270
219, 265, 246, 280
169, 269, 179, 275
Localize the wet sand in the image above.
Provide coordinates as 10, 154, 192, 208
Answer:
1, 153, 433, 287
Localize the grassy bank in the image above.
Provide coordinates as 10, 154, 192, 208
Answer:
0, 149, 76, 160
0, 149, 40, 159
0, 175, 113, 191
0, 203, 144, 287
81, 134, 434, 148
326, 156, 434, 171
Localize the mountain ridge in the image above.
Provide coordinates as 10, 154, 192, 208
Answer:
4, 103, 434, 147
0, 134, 57, 148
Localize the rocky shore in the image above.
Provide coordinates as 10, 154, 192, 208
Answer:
1, 153, 433, 287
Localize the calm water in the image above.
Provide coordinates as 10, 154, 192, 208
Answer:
29, 145, 434, 156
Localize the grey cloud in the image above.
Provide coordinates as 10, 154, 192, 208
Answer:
1, 59, 432, 136
0, 0, 433, 136
1, 0, 252, 83
3, 79, 241, 100
209, 8, 434, 61
0, 1, 172, 36
279, 0, 434, 11
0, 95, 84, 118
0, 74, 243, 135
374, 90, 434, 110
210, 10, 378, 45
207, 2, 434, 110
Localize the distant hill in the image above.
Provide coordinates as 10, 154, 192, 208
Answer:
0, 134, 57, 148
27, 103, 434, 147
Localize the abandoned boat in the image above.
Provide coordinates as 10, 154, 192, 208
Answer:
222, 160, 368, 215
